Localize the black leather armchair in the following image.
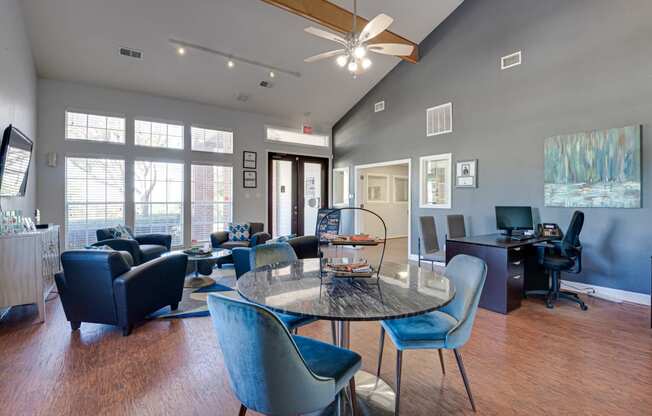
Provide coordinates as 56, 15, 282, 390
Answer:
210, 222, 271, 250
95, 226, 172, 265
55, 250, 188, 336
526, 211, 587, 310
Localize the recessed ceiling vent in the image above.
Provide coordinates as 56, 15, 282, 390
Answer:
236, 93, 250, 102
119, 46, 143, 60
259, 81, 273, 88
501, 51, 522, 70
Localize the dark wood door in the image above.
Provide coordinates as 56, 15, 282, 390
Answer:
268, 153, 328, 237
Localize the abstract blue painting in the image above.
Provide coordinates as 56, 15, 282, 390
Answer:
544, 125, 641, 208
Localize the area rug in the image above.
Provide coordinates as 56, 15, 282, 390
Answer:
149, 266, 237, 319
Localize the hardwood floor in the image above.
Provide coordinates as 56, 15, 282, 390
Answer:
1, 238, 651, 415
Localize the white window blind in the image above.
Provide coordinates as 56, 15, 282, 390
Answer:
191, 126, 234, 154
65, 111, 125, 143
191, 164, 233, 242
65, 157, 125, 249
135, 120, 184, 149
266, 127, 329, 147
134, 161, 184, 246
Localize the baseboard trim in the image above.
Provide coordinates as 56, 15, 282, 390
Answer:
561, 280, 651, 306
406, 254, 651, 306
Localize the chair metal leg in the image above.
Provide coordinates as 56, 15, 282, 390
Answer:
336, 390, 342, 416
331, 321, 338, 345
437, 349, 446, 375
349, 377, 359, 416
376, 326, 385, 378
238, 404, 247, 416
453, 349, 476, 412
395, 350, 403, 416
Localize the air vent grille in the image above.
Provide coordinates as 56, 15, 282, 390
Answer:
374, 101, 385, 112
259, 81, 273, 88
119, 46, 143, 60
501, 51, 522, 70
426, 102, 452, 137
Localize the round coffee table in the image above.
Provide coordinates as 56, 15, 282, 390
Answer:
165, 249, 231, 288
237, 258, 455, 415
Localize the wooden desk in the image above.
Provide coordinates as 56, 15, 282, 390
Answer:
446, 234, 549, 314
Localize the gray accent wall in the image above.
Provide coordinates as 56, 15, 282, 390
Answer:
0, 0, 38, 215
333, 0, 652, 295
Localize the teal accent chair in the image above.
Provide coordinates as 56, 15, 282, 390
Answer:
376, 254, 487, 414
233, 242, 338, 342
232, 243, 317, 334
208, 294, 361, 415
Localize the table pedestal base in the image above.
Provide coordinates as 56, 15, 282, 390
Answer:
312, 370, 395, 416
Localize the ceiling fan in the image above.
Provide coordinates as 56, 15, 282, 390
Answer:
303, 0, 414, 75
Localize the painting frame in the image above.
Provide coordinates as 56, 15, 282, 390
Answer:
456, 159, 477, 188
243, 151, 257, 169
243, 170, 257, 188
544, 125, 641, 208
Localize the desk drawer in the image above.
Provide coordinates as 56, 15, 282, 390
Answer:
508, 258, 525, 277
508, 247, 525, 262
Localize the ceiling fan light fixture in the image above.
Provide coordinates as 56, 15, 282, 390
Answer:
227, 60, 235, 68
353, 46, 366, 59
362, 58, 372, 69
177, 47, 186, 56
347, 60, 358, 72
336, 55, 348, 67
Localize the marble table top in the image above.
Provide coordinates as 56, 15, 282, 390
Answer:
166, 248, 231, 261
237, 259, 455, 321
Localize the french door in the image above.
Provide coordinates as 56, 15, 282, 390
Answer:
268, 152, 329, 237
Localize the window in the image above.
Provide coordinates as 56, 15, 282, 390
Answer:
366, 174, 389, 203
393, 176, 409, 203
191, 164, 233, 242
420, 153, 452, 208
332, 168, 349, 207
191, 126, 233, 154
266, 126, 329, 148
135, 120, 184, 149
65, 157, 125, 248
65, 111, 125, 143
134, 161, 184, 246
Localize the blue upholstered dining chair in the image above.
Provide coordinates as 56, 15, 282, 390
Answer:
231, 242, 318, 334
208, 293, 361, 415
376, 254, 487, 414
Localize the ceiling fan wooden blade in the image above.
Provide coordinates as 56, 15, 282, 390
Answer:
304, 27, 348, 46
368, 43, 415, 56
359, 14, 393, 43
304, 49, 346, 63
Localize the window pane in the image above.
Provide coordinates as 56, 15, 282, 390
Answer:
134, 161, 184, 246
191, 126, 234, 153
191, 164, 233, 242
65, 111, 125, 144
266, 127, 329, 147
134, 120, 184, 150
65, 157, 125, 249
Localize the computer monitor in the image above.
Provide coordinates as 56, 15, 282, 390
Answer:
495, 206, 533, 236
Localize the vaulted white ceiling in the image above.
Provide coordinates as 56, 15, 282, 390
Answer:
21, 0, 462, 128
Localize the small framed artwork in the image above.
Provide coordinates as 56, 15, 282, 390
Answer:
456, 159, 477, 188
243, 151, 257, 169
243, 170, 257, 188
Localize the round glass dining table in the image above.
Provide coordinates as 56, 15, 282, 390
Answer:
237, 258, 455, 416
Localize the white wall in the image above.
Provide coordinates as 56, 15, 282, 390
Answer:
36, 79, 331, 247
358, 164, 409, 238
0, 0, 38, 215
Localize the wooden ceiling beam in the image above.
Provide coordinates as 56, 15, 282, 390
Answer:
261, 0, 419, 63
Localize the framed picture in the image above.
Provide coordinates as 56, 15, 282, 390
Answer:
243, 151, 257, 169
393, 175, 409, 203
366, 174, 389, 203
456, 159, 477, 188
243, 170, 257, 188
